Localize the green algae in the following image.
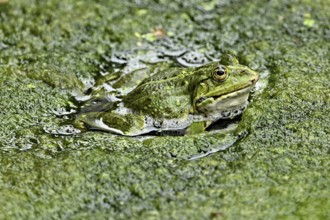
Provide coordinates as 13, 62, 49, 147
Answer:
0, 0, 329, 219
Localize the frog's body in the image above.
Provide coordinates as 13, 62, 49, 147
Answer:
74, 54, 258, 136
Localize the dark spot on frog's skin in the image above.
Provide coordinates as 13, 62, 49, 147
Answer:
153, 120, 163, 128
222, 111, 230, 117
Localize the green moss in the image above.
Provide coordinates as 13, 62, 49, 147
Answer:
0, 0, 329, 219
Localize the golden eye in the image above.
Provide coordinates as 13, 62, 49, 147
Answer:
212, 66, 228, 82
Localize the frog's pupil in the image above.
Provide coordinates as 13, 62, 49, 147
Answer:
217, 69, 225, 76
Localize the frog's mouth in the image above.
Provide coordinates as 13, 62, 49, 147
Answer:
195, 85, 255, 113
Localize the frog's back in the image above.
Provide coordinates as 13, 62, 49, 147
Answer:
122, 67, 194, 119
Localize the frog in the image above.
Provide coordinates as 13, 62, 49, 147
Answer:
74, 54, 258, 136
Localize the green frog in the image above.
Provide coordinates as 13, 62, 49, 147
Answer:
74, 54, 258, 136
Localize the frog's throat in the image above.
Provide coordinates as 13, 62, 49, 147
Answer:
195, 85, 254, 113
210, 84, 253, 102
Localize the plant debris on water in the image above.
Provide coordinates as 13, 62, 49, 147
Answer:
0, 0, 329, 219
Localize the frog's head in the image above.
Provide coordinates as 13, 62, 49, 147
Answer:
191, 54, 258, 115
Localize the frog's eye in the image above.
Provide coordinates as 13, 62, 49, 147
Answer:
212, 66, 228, 82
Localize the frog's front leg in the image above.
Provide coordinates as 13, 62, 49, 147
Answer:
74, 112, 145, 136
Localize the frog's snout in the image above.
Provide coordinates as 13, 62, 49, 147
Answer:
250, 71, 259, 85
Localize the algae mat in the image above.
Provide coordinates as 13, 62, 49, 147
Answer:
0, 0, 329, 219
